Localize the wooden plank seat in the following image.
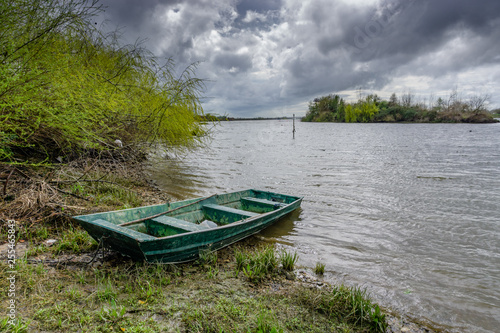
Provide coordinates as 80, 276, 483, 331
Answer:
150, 215, 209, 232
242, 197, 286, 207
92, 219, 157, 240
202, 204, 258, 224
241, 197, 286, 213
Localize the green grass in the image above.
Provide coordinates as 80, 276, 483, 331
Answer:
280, 250, 298, 271
314, 262, 326, 275
294, 284, 387, 332
53, 226, 98, 255
23, 224, 97, 258
62, 174, 145, 209
235, 245, 279, 283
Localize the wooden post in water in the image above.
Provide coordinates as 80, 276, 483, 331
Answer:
293, 114, 296, 139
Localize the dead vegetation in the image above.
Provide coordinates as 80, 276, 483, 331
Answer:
0, 158, 169, 244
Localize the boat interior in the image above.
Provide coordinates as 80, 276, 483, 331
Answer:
126, 195, 289, 238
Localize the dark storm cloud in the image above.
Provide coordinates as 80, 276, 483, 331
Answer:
235, 0, 282, 16
213, 53, 253, 73
99, 0, 180, 30
98, 0, 230, 61
95, 0, 500, 116
280, 0, 500, 102
413, 0, 500, 34
336, 0, 500, 69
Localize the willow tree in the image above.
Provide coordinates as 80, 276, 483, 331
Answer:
0, 0, 208, 163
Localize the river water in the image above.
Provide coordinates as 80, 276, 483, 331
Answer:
150, 120, 500, 332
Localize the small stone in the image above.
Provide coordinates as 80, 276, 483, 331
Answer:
44, 239, 57, 247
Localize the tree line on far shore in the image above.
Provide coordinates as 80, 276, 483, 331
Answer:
302, 90, 498, 123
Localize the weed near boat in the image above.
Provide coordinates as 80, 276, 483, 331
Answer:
280, 250, 299, 271
234, 244, 278, 282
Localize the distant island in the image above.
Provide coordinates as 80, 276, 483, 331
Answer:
302, 92, 499, 123
198, 115, 293, 121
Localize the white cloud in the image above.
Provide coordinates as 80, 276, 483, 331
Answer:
242, 10, 267, 23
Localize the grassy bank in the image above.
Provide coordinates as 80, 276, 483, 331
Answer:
1, 239, 388, 333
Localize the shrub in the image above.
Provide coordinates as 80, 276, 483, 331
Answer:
0, 0, 208, 163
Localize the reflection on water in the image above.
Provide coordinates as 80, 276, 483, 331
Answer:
149, 120, 500, 333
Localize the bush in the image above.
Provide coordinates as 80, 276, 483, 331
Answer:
0, 0, 208, 163
401, 108, 417, 122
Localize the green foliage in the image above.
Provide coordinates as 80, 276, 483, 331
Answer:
303, 90, 497, 123
314, 262, 325, 275
235, 245, 279, 283
0, 318, 31, 333
280, 250, 298, 271
344, 104, 356, 123
303, 94, 346, 122
297, 284, 387, 332
354, 96, 380, 122
0, 0, 208, 163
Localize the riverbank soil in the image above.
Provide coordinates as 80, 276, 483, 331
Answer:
1, 161, 436, 332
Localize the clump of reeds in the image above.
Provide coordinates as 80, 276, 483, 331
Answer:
234, 245, 279, 283
280, 250, 298, 271
314, 262, 325, 275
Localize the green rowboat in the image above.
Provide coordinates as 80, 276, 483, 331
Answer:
72, 189, 303, 263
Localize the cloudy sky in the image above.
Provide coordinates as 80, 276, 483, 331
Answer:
97, 0, 500, 117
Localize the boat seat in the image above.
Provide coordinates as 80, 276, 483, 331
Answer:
242, 197, 286, 208
92, 219, 157, 241
202, 204, 258, 224
241, 197, 286, 213
151, 215, 209, 232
